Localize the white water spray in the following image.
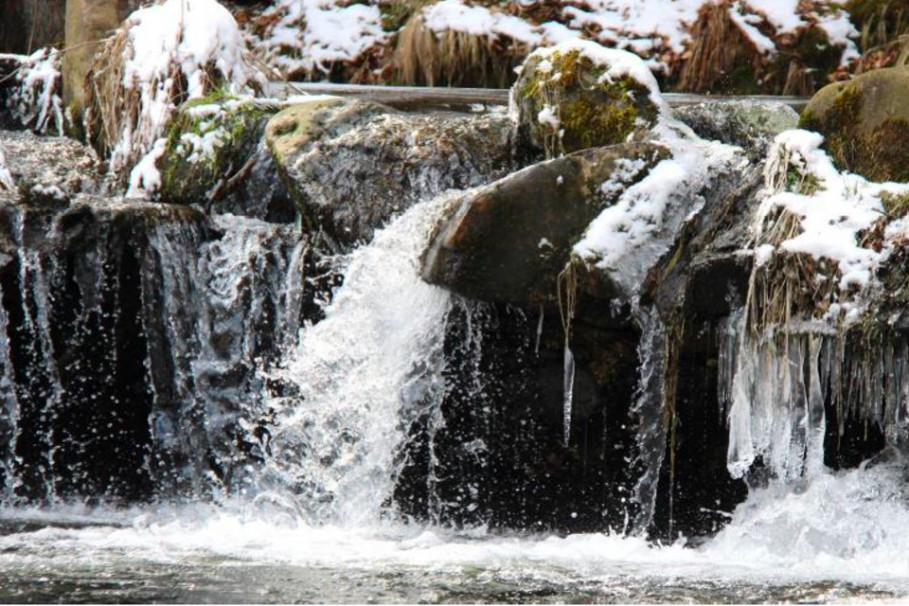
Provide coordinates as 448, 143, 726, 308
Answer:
262, 194, 458, 525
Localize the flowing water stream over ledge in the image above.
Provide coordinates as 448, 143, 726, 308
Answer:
2, 77, 909, 600
0, 195, 906, 603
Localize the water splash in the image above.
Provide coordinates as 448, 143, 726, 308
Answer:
261, 194, 458, 525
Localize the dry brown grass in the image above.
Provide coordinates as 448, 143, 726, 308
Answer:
84, 28, 139, 161
782, 61, 816, 96
676, 0, 768, 93
83, 20, 254, 180
392, 6, 526, 87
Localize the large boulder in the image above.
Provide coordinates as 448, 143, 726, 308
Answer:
800, 67, 909, 182
422, 128, 746, 308
511, 39, 665, 158
421, 141, 668, 306
266, 97, 516, 247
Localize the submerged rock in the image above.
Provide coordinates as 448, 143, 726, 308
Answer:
422, 141, 667, 306
800, 67, 909, 182
266, 97, 515, 247
158, 96, 294, 222
512, 39, 664, 158
674, 100, 799, 158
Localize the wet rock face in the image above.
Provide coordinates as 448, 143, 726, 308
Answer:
421, 142, 667, 307
0, 199, 215, 503
415, 117, 762, 537
674, 100, 799, 159
0, 130, 103, 206
800, 67, 909, 182
0, 196, 336, 505
512, 45, 661, 158
394, 299, 643, 534
266, 97, 516, 247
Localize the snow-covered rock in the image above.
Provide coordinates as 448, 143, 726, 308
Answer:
83, 0, 262, 195
0, 129, 102, 206
421, 141, 667, 305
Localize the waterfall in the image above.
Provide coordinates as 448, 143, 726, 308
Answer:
0, 202, 315, 503
629, 307, 667, 535
260, 194, 457, 525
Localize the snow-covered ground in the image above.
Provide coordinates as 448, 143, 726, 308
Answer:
246, 0, 858, 81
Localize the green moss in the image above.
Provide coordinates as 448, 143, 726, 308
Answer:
799, 108, 821, 132
516, 49, 659, 157
865, 118, 909, 182
815, 84, 863, 174
158, 96, 279, 205
786, 168, 823, 195
378, 0, 432, 30
822, 83, 909, 182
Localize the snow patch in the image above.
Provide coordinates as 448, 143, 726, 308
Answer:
109, 0, 259, 195
574, 134, 740, 296
255, 0, 388, 76
3, 48, 64, 135
0, 143, 14, 192
755, 129, 909, 320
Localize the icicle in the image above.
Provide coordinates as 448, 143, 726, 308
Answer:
562, 344, 575, 447
727, 329, 830, 483
557, 263, 578, 447
535, 304, 544, 355
717, 311, 743, 418
804, 335, 826, 476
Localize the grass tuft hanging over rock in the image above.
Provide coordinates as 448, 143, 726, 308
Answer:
392, 0, 528, 88
83, 0, 263, 195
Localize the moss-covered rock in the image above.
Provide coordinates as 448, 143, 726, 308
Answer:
266, 97, 516, 247
800, 67, 909, 182
512, 40, 663, 158
421, 141, 668, 306
158, 94, 294, 221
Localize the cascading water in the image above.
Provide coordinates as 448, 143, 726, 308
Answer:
4, 109, 909, 601
258, 194, 456, 525
628, 307, 668, 535
0, 201, 321, 503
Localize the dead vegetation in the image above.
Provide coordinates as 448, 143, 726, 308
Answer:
391, 5, 527, 87
676, 1, 768, 94
83, 15, 259, 182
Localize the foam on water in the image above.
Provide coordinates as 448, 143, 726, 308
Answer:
5, 458, 909, 599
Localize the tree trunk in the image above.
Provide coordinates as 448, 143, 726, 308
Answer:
63, 0, 121, 120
